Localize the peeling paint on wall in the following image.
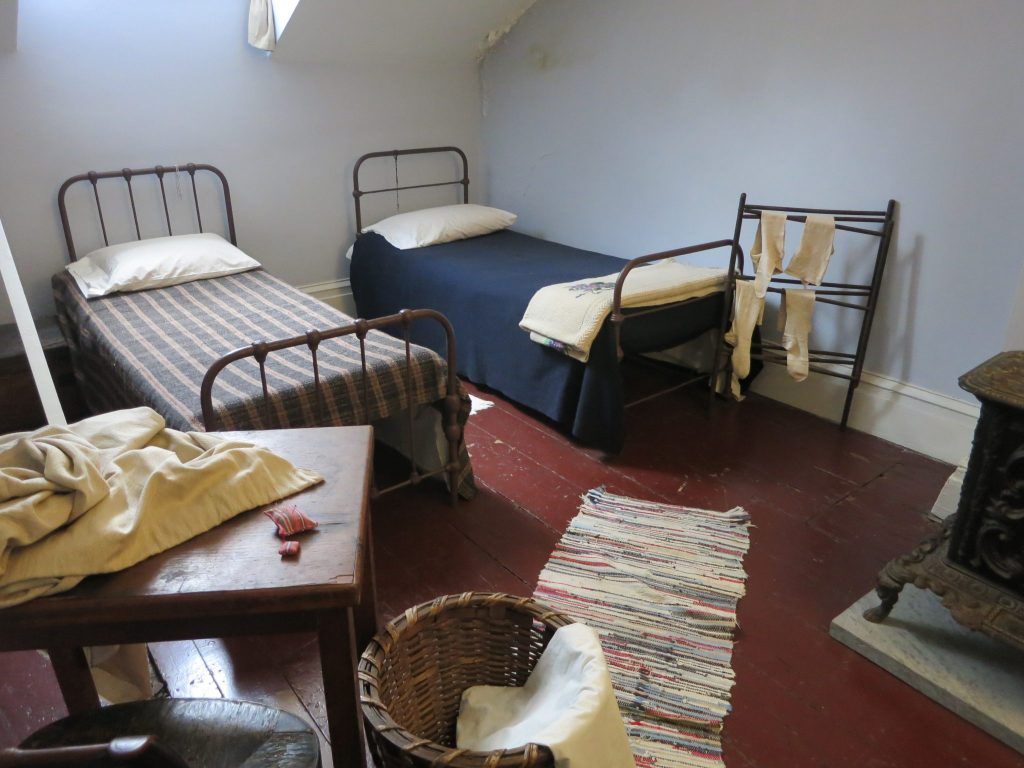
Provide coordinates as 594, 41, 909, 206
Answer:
478, 0, 538, 61
528, 43, 557, 71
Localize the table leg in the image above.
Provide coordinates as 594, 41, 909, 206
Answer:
47, 647, 101, 714
319, 609, 366, 768
353, 514, 379, 654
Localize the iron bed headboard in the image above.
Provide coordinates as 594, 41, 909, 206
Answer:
352, 146, 469, 233
58, 163, 237, 262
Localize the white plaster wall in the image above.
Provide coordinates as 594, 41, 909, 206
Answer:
1005, 265, 1024, 350
481, 0, 1024, 399
0, 0, 484, 321
0, 1, 15, 54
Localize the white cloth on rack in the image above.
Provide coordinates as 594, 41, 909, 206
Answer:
722, 279, 765, 399
751, 210, 786, 298
456, 623, 635, 767
779, 288, 816, 381
786, 214, 835, 285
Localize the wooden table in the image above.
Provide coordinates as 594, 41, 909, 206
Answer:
0, 426, 377, 768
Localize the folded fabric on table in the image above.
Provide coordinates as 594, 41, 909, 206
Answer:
520, 261, 726, 362
457, 622, 636, 767
0, 406, 322, 607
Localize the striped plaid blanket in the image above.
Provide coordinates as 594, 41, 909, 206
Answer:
52, 269, 473, 492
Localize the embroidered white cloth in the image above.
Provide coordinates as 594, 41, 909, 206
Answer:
520, 261, 726, 362
457, 623, 636, 767
0, 407, 322, 607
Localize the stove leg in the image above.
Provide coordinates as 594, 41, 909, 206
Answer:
862, 524, 949, 624
863, 577, 903, 623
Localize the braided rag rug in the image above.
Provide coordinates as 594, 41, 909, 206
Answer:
533, 488, 751, 767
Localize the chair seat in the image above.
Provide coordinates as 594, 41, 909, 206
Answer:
19, 699, 321, 768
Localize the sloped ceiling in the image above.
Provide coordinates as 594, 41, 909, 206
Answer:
274, 0, 538, 66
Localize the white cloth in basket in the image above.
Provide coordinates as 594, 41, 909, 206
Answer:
456, 623, 635, 767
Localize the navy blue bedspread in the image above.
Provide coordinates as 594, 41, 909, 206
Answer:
351, 230, 723, 452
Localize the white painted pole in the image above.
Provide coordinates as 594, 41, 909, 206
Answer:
0, 215, 67, 426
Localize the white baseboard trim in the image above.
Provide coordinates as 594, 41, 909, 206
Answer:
295, 281, 976, 464
299, 277, 354, 315
749, 364, 978, 465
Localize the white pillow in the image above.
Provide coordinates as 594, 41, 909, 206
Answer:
363, 204, 516, 250
67, 233, 261, 298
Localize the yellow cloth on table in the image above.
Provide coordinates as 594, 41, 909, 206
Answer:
0, 406, 322, 608
520, 261, 726, 363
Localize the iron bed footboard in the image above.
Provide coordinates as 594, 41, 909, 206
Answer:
200, 309, 463, 503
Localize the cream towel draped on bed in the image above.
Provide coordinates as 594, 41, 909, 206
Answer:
0, 406, 322, 607
520, 261, 726, 363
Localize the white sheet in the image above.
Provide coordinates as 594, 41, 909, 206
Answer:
457, 623, 635, 767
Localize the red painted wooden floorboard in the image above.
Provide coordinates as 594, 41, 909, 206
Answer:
2, 366, 1020, 767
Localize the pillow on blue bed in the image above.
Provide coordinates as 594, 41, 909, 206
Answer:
363, 203, 516, 250
66, 233, 261, 298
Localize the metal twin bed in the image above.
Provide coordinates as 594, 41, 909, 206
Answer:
349, 146, 734, 453
54, 163, 473, 499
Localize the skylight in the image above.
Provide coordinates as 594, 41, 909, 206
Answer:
271, 0, 300, 40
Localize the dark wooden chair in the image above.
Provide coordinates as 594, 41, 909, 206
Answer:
0, 699, 321, 768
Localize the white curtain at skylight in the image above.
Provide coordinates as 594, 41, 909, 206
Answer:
248, 0, 276, 51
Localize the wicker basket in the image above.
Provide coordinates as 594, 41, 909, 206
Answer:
358, 592, 575, 768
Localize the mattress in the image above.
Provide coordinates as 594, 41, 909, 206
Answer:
351, 230, 725, 452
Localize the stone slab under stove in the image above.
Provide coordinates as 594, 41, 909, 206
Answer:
831, 587, 1024, 754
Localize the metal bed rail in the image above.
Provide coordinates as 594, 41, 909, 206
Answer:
610, 238, 735, 360
200, 309, 464, 503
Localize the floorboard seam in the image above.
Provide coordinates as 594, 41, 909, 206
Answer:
469, 417, 665, 511
446, 499, 537, 588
